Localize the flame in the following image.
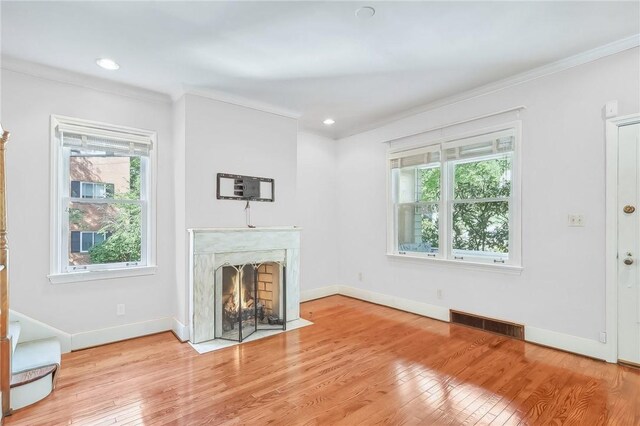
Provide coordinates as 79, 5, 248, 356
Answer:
228, 272, 253, 310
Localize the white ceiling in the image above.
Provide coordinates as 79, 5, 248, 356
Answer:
1, 1, 638, 138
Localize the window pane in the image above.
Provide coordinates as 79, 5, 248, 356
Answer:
81, 182, 94, 198
68, 201, 142, 266
94, 232, 106, 245
69, 151, 141, 200
418, 166, 440, 202
452, 201, 509, 257
70, 181, 80, 198
453, 156, 511, 200
70, 231, 81, 253
81, 232, 93, 252
397, 204, 439, 254
94, 184, 107, 199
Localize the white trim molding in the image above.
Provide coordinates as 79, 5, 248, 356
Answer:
1, 56, 171, 104
48, 266, 157, 284
49, 114, 158, 282
525, 327, 609, 361
70, 317, 173, 351
342, 35, 640, 138
9, 310, 72, 353
184, 87, 301, 120
605, 112, 640, 363
302, 285, 449, 322
9, 311, 191, 353
171, 318, 190, 342
338, 286, 450, 322
385, 254, 523, 274
302, 285, 611, 361
301, 285, 342, 303
386, 120, 523, 269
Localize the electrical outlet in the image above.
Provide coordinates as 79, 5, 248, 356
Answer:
436, 289, 443, 300
358, 272, 363, 282
116, 304, 125, 316
604, 100, 618, 118
568, 214, 584, 227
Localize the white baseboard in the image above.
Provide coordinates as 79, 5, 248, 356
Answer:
14, 287, 610, 361
301, 285, 449, 322
338, 285, 450, 322
10, 310, 191, 352
525, 326, 608, 361
301, 285, 341, 302
303, 285, 610, 362
171, 318, 190, 342
10, 310, 73, 353
70, 317, 173, 351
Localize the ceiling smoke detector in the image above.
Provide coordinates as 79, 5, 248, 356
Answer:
323, 118, 336, 126
96, 58, 120, 70
355, 6, 376, 19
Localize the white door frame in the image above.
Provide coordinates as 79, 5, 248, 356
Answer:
605, 113, 640, 363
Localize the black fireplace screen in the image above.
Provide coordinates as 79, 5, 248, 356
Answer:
215, 262, 286, 342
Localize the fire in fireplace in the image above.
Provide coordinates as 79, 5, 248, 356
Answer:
216, 262, 286, 342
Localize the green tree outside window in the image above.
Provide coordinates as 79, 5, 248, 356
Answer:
416, 156, 511, 254
89, 157, 142, 263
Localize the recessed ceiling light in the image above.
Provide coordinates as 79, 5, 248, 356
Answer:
96, 58, 120, 70
355, 6, 375, 19
323, 118, 335, 126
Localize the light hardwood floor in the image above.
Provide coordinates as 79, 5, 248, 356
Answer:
5, 295, 640, 425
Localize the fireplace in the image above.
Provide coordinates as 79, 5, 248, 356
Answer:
189, 227, 301, 344
216, 262, 286, 342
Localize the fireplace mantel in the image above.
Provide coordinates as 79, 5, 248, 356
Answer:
188, 227, 301, 343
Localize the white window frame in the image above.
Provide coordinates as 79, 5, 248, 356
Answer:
48, 115, 158, 284
387, 122, 522, 272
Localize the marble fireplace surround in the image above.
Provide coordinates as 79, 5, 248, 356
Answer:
188, 227, 301, 344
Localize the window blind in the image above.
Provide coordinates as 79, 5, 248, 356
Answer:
443, 130, 514, 161
60, 123, 152, 156
389, 128, 514, 168
389, 145, 440, 169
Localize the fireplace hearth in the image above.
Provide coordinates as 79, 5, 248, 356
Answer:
216, 261, 286, 342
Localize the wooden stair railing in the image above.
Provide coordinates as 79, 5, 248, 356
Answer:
0, 124, 11, 418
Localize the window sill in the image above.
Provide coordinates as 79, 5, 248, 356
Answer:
48, 266, 157, 284
386, 253, 523, 275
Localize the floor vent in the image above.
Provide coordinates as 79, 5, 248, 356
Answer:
450, 310, 524, 340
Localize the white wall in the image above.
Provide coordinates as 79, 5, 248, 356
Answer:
2, 46, 636, 357
1, 68, 176, 334
172, 93, 299, 325
172, 96, 187, 329
296, 132, 339, 294
184, 94, 298, 228
336, 48, 640, 343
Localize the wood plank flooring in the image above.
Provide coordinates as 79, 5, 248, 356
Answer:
4, 295, 640, 425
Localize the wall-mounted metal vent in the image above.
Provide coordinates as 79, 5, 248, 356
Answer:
450, 310, 524, 340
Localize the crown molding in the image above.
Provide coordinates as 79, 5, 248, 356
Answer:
1, 56, 172, 104
183, 86, 301, 120
338, 34, 640, 139
298, 128, 338, 141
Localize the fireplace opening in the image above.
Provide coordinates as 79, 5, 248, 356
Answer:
216, 262, 286, 342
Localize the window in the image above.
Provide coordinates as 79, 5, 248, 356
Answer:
71, 231, 111, 253
71, 181, 115, 199
50, 115, 156, 279
389, 125, 520, 266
